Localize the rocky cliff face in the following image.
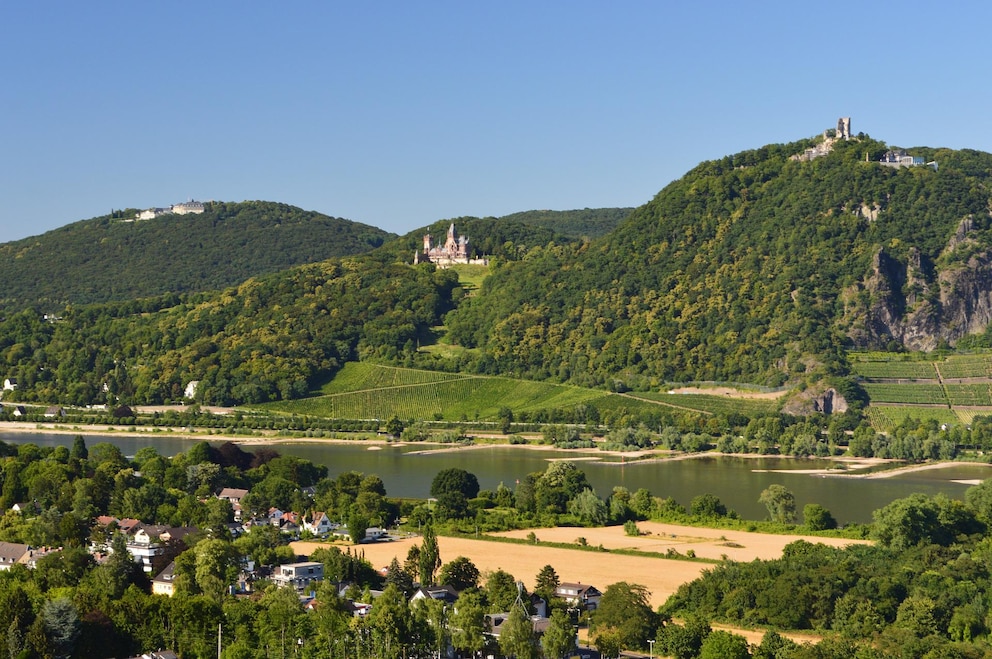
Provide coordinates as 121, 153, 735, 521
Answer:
850, 217, 992, 350
782, 386, 849, 416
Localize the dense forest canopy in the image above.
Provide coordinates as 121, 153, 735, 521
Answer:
495, 207, 634, 239
0, 201, 394, 312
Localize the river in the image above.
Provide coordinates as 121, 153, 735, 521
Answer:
2, 431, 989, 524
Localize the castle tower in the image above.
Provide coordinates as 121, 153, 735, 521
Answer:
423, 233, 432, 253
837, 117, 851, 140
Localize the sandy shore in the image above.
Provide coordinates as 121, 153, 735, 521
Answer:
846, 460, 992, 480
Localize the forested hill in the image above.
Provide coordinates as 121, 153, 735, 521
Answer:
0, 213, 610, 407
0, 252, 460, 406
381, 210, 631, 263
0, 201, 394, 311
445, 136, 992, 388
497, 207, 634, 239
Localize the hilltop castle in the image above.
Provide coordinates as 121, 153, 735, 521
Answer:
415, 223, 488, 266
792, 117, 852, 162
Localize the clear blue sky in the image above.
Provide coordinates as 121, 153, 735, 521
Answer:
3, 2, 991, 242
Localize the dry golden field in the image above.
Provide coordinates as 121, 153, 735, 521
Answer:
493, 521, 870, 563
293, 522, 870, 610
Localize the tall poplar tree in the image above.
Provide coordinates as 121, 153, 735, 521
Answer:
419, 523, 441, 586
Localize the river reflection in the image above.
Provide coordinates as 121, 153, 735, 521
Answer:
2, 431, 989, 524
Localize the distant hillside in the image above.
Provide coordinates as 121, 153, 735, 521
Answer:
497, 207, 634, 239
0, 201, 394, 311
383, 217, 564, 263
445, 136, 992, 388
380, 209, 632, 265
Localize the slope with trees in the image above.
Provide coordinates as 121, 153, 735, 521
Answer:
0, 201, 394, 311
444, 138, 992, 389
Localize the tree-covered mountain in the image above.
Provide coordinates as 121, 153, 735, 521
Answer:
0, 201, 394, 312
0, 213, 606, 407
496, 207, 634, 239
6, 134, 992, 407
444, 136, 992, 388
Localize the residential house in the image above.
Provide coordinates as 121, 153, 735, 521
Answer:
12, 406, 26, 417
152, 561, 177, 597
486, 612, 552, 639
410, 585, 460, 606
2, 378, 17, 391
125, 651, 179, 659
218, 487, 249, 504
117, 518, 143, 535
303, 511, 335, 537
184, 380, 199, 400
44, 406, 66, 419
273, 511, 301, 536
218, 488, 249, 521
272, 561, 324, 591
127, 525, 195, 573
128, 526, 167, 573
0, 542, 29, 570
555, 582, 602, 611
10, 502, 34, 514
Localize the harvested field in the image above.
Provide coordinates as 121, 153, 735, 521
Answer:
493, 521, 871, 563
295, 535, 706, 608
293, 523, 869, 609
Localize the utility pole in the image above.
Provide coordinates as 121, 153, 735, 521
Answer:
217, 623, 222, 659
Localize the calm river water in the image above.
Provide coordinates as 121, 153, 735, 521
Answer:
3, 431, 990, 524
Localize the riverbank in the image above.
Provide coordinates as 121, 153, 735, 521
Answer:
1, 421, 988, 485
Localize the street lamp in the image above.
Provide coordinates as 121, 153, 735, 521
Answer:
648, 639, 655, 659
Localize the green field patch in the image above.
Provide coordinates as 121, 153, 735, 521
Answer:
447, 263, 490, 292
267, 368, 612, 420
630, 391, 780, 416
938, 354, 992, 379
317, 362, 467, 395
861, 383, 948, 405
945, 383, 992, 406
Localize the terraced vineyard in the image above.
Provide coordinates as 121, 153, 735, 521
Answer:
855, 351, 992, 430
938, 355, 992, 379
860, 383, 948, 405
850, 360, 938, 380
945, 383, 992, 406
866, 406, 961, 432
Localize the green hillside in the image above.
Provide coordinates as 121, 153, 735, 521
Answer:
496, 207, 634, 239
444, 137, 992, 389
256, 362, 770, 423
7, 133, 992, 420
0, 256, 461, 406
0, 201, 394, 311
